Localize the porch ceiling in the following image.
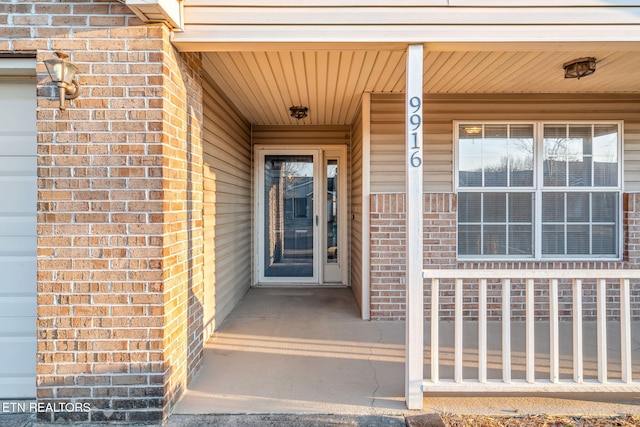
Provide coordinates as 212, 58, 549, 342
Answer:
202, 44, 640, 126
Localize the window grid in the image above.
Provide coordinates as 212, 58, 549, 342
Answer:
456, 121, 622, 261
458, 192, 535, 257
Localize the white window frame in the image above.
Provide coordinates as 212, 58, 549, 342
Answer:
454, 121, 624, 261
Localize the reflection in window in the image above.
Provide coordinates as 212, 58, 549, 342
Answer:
326, 160, 338, 263
457, 122, 621, 259
459, 124, 534, 188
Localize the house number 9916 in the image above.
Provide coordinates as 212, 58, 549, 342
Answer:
409, 96, 422, 168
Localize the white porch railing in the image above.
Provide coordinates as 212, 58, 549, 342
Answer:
421, 269, 640, 393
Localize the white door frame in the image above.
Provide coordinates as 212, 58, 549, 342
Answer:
254, 145, 348, 286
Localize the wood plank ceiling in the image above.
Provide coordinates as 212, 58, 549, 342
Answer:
202, 49, 640, 125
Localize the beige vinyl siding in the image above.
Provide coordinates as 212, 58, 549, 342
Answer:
251, 125, 350, 146
370, 93, 640, 193
202, 75, 252, 338
350, 102, 364, 313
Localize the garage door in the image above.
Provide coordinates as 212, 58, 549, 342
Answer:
0, 59, 37, 398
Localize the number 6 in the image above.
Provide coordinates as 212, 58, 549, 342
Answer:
410, 150, 422, 168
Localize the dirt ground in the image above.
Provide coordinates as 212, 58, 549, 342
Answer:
441, 414, 640, 426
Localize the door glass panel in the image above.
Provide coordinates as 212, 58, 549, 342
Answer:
263, 155, 314, 277
326, 160, 338, 263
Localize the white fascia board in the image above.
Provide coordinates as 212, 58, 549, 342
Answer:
173, 24, 640, 50
126, 0, 182, 29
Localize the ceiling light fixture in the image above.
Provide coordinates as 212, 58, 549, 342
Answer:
463, 126, 482, 135
289, 106, 309, 120
44, 51, 80, 110
563, 57, 596, 79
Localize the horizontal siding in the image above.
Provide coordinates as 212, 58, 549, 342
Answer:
370, 93, 640, 193
252, 125, 351, 146
202, 75, 252, 337
350, 101, 364, 314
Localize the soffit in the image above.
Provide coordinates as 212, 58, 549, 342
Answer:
202, 47, 640, 126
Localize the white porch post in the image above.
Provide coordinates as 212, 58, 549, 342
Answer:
405, 43, 424, 410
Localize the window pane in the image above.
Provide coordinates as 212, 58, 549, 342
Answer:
592, 225, 616, 255
458, 193, 481, 222
544, 125, 566, 140
459, 125, 483, 187
542, 224, 565, 255
484, 156, 507, 186
326, 160, 338, 264
568, 156, 591, 187
567, 224, 590, 254
542, 192, 564, 222
509, 125, 534, 187
485, 125, 508, 140
544, 157, 567, 187
509, 225, 533, 256
567, 192, 589, 222
509, 192, 533, 223
484, 127, 508, 187
567, 125, 592, 187
459, 156, 483, 187
483, 193, 506, 222
592, 192, 617, 223
593, 125, 618, 187
594, 160, 618, 187
569, 125, 592, 155
544, 125, 568, 187
459, 124, 483, 139
458, 225, 481, 255
483, 225, 506, 255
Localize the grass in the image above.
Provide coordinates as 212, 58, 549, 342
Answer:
441, 414, 640, 426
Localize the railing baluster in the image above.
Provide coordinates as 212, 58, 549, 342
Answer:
620, 278, 632, 383
431, 278, 439, 383
455, 278, 463, 383
420, 269, 639, 393
549, 278, 559, 383
573, 279, 583, 383
479, 278, 487, 383
526, 278, 535, 383
597, 278, 608, 383
502, 278, 511, 383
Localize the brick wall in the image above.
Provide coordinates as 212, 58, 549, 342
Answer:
370, 193, 456, 319
370, 192, 640, 321
160, 45, 204, 414
3, 1, 204, 422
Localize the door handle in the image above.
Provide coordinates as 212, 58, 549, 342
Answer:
316, 215, 319, 226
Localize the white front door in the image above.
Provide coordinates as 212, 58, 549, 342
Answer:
256, 147, 347, 285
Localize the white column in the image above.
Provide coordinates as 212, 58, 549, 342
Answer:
620, 278, 632, 383
405, 43, 424, 411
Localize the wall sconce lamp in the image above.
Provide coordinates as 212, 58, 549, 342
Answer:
289, 106, 309, 120
44, 51, 80, 110
563, 57, 596, 79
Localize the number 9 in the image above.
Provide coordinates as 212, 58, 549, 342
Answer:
409, 96, 421, 113
410, 114, 421, 131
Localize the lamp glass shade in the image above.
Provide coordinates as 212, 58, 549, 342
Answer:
563, 57, 596, 79
44, 59, 78, 85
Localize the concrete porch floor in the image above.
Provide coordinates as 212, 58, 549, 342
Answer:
174, 287, 640, 417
